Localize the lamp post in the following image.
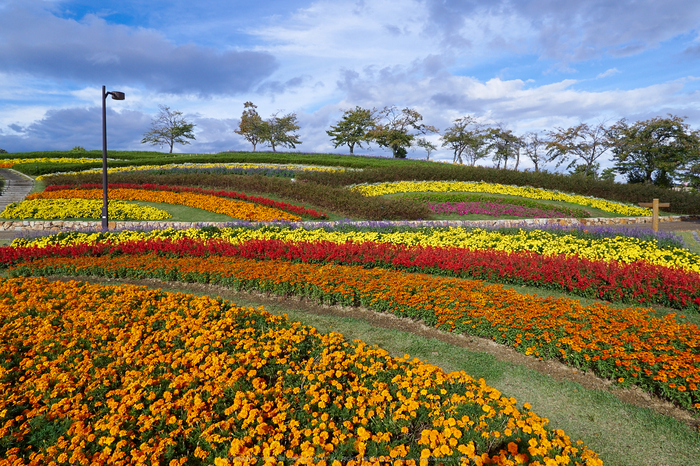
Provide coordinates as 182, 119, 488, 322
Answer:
101, 86, 125, 230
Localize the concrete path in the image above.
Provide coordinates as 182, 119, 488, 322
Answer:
0, 169, 35, 241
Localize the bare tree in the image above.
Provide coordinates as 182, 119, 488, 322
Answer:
141, 105, 196, 153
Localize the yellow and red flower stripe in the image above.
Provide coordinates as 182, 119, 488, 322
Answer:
0, 277, 602, 465
11, 225, 700, 274
26, 188, 301, 222
11, 252, 699, 413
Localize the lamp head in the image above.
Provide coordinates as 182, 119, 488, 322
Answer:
109, 91, 125, 100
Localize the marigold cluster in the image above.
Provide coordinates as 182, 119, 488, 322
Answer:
0, 277, 602, 465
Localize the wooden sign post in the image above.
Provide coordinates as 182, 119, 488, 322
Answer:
638, 198, 670, 232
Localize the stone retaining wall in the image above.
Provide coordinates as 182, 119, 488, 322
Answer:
1, 215, 698, 233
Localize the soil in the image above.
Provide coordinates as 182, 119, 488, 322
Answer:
44, 274, 700, 431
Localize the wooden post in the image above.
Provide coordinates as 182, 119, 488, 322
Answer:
638, 199, 670, 232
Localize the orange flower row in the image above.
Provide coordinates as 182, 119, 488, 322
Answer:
0, 277, 601, 465
27, 188, 301, 222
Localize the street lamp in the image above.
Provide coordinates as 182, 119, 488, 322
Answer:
101, 86, 125, 230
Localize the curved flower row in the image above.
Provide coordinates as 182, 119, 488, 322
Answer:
35, 162, 345, 181
14, 225, 697, 274
0, 199, 171, 220
11, 252, 699, 414
0, 157, 104, 168
26, 188, 302, 222
352, 181, 651, 217
0, 277, 601, 465
400, 193, 591, 218
429, 202, 573, 219
3, 237, 699, 311
40, 183, 327, 219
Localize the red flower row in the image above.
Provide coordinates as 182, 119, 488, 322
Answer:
3, 236, 699, 311
44, 183, 327, 219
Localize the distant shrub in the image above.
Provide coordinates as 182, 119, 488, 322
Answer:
70, 146, 87, 152
0, 149, 7, 154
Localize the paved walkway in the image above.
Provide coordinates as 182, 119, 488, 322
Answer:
0, 169, 35, 241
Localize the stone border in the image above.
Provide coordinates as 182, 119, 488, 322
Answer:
1, 215, 699, 233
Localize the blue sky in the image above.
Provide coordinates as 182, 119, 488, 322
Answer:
1, 0, 699, 170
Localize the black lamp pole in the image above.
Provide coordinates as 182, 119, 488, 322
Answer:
101, 86, 125, 230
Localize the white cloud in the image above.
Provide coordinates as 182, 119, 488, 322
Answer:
596, 68, 621, 79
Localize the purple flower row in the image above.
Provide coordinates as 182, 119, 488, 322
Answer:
428, 201, 572, 219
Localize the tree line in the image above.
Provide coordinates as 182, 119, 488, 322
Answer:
137, 102, 700, 189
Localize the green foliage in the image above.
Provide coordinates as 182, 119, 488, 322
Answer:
265, 112, 301, 152
326, 106, 376, 154
546, 122, 612, 177
441, 116, 489, 165
234, 101, 267, 152
141, 105, 196, 153
70, 146, 86, 152
368, 106, 437, 158
485, 127, 522, 170
610, 114, 700, 187
0, 149, 7, 154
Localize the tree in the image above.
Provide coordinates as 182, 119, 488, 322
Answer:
265, 112, 301, 152
369, 106, 438, 158
326, 106, 376, 154
609, 114, 700, 187
546, 121, 611, 177
522, 132, 547, 172
235, 102, 268, 152
441, 116, 489, 165
485, 126, 522, 170
141, 105, 196, 153
415, 137, 438, 160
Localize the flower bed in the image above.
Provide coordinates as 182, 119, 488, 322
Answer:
24, 187, 303, 222
10, 251, 699, 414
352, 181, 651, 217
3, 236, 699, 312
13, 225, 694, 274
35, 163, 345, 184
401, 193, 591, 218
0, 157, 102, 168
428, 201, 573, 219
0, 199, 171, 220
39, 183, 328, 219
0, 277, 602, 465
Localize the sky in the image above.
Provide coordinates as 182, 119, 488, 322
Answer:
1, 0, 699, 171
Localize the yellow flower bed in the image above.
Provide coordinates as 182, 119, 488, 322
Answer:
35, 162, 344, 180
0, 277, 602, 465
13, 226, 700, 274
351, 181, 651, 217
0, 157, 102, 168
0, 199, 171, 220
27, 188, 301, 222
